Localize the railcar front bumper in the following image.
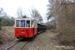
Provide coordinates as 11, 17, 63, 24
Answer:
19, 35, 25, 38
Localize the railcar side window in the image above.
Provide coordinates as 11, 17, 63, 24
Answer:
26, 20, 30, 27
35, 22, 37, 27
34, 22, 36, 27
16, 20, 19, 27
31, 21, 34, 27
21, 20, 25, 27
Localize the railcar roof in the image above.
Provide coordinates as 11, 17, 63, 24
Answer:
37, 23, 46, 27
15, 18, 32, 20
15, 18, 37, 22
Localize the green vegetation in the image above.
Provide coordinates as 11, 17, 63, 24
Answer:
49, 48, 51, 50
24, 45, 27, 47
29, 31, 62, 50
38, 34, 50, 45
41, 35, 49, 42
57, 48, 59, 50
51, 30, 55, 32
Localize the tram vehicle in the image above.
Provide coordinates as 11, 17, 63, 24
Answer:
15, 17, 46, 39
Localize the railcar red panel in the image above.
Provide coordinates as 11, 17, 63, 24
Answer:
32, 28, 37, 36
15, 27, 37, 38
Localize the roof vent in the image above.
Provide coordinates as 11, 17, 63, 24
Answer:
23, 15, 27, 18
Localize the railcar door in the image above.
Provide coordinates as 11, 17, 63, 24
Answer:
31, 21, 34, 36
31, 20, 37, 36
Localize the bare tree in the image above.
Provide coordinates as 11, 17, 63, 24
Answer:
30, 8, 43, 23
16, 6, 23, 18
0, 7, 15, 26
47, 0, 75, 45
0, 8, 4, 29
0, 8, 7, 18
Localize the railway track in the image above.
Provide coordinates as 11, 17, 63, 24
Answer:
5, 39, 30, 50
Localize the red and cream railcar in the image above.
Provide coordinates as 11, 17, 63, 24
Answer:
15, 18, 37, 39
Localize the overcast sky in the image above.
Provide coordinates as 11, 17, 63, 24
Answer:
0, 0, 49, 23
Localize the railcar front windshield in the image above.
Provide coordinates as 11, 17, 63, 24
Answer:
16, 20, 19, 27
26, 20, 30, 27
21, 20, 26, 27
16, 20, 30, 27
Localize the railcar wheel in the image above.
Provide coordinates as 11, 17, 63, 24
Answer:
17, 37, 22, 40
32, 34, 36, 38
17, 37, 19, 39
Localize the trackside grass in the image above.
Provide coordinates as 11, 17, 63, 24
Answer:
23, 30, 63, 50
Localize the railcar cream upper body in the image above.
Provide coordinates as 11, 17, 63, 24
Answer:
15, 18, 37, 28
